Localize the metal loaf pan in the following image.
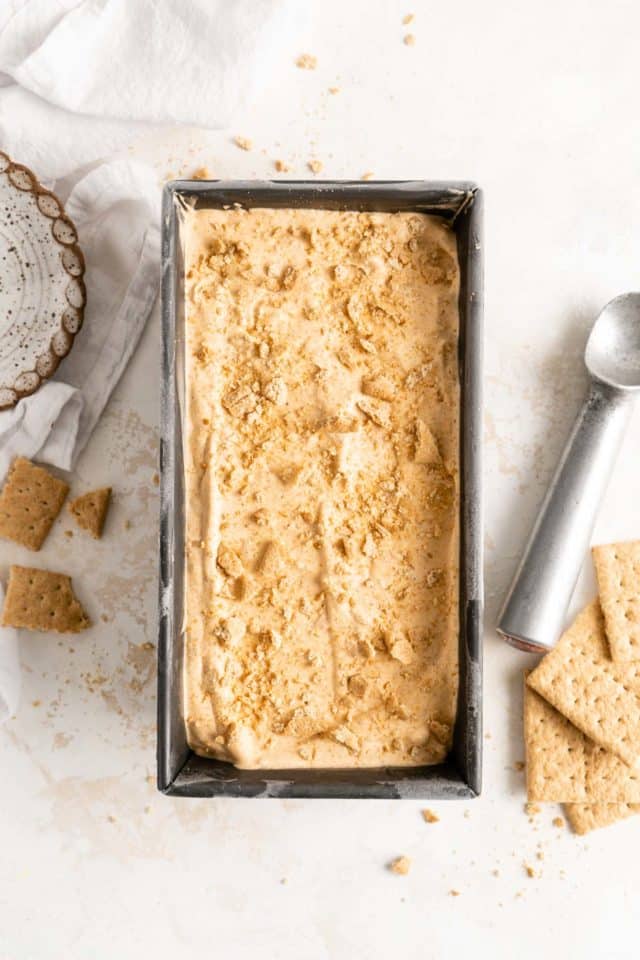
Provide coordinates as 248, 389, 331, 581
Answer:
158, 180, 483, 798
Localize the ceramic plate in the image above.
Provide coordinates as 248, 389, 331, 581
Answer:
0, 152, 86, 409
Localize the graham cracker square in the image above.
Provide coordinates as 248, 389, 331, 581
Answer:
69, 487, 111, 539
524, 680, 640, 802
564, 802, 640, 835
0, 457, 69, 550
592, 540, 640, 661
526, 601, 640, 769
1, 565, 90, 634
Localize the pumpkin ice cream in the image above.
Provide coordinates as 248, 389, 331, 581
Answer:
182, 206, 460, 769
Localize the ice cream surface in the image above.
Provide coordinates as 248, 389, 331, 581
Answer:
182, 205, 460, 769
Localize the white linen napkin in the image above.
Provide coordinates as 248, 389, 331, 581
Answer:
0, 157, 160, 478
0, 0, 303, 129
0, 0, 301, 721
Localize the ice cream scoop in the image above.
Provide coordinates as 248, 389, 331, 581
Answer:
498, 293, 640, 653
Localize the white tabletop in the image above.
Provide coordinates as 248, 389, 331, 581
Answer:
2, 2, 640, 957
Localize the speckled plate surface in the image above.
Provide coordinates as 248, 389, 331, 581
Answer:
0, 151, 86, 410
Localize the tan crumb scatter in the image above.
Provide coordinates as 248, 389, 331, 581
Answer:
64, 530, 73, 538
552, 817, 565, 829
0, 457, 69, 550
192, 166, 213, 180
361, 172, 375, 181
274, 160, 291, 173
1, 565, 90, 634
463, 809, 471, 818
389, 856, 411, 875
308, 159, 323, 174
329, 86, 340, 95
536, 851, 545, 861
422, 808, 439, 823
403, 13, 414, 24
234, 136, 253, 151
524, 863, 536, 879
296, 53, 317, 70
449, 889, 460, 897
492, 869, 500, 877
514, 760, 525, 772
32, 700, 41, 708
525, 802, 541, 817
404, 33, 416, 45
124, 519, 132, 530
152, 473, 159, 486
592, 540, 640, 661
107, 815, 116, 824
182, 207, 460, 770
69, 487, 111, 539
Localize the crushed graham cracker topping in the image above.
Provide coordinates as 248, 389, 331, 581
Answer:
182, 208, 460, 769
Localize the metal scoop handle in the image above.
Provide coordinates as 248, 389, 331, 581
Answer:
497, 379, 634, 652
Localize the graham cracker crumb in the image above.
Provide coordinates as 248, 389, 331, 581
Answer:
274, 160, 291, 173
361, 172, 374, 181
296, 54, 317, 70
124, 519, 131, 530
402, 13, 414, 24
234, 136, 253, 152
328, 86, 340, 94
449, 889, 460, 897
389, 856, 411, 875
552, 816, 565, 829
308, 159, 323, 174
422, 808, 439, 823
514, 760, 525, 772
64, 530, 73, 538
152, 473, 159, 486
192, 167, 213, 180
403, 33, 416, 45
32, 700, 41, 708
524, 863, 536, 879
525, 802, 541, 817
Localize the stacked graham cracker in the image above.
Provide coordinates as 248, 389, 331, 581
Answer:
525, 541, 640, 834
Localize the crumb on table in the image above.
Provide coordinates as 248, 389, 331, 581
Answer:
552, 816, 565, 829
422, 808, 440, 823
389, 856, 411, 876
296, 53, 317, 70
404, 33, 415, 45
307, 159, 323, 174
233, 136, 253, 151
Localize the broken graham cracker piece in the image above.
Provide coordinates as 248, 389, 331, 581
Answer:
564, 802, 640, 836
1, 565, 90, 634
0, 457, 69, 550
413, 419, 441, 466
592, 540, 640, 661
524, 680, 640, 802
526, 601, 640, 769
68, 488, 111, 539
